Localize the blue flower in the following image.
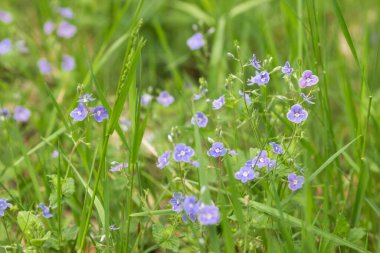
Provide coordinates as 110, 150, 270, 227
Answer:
234, 166, 259, 183
62, 55, 76, 71
191, 112, 208, 128
141, 93, 153, 107
182, 196, 199, 223
0, 38, 12, 55
0, 198, 11, 216
70, 103, 87, 122
78, 94, 95, 103
246, 150, 269, 169
287, 104, 308, 124
249, 54, 261, 69
110, 162, 128, 172
299, 70, 319, 88
212, 95, 225, 110
37, 58, 52, 75
187, 33, 205, 51
169, 193, 184, 213
109, 224, 120, 231
173, 144, 195, 163
57, 21, 77, 38
282, 61, 293, 76
43, 21, 55, 35
239, 90, 252, 104
157, 151, 171, 169
197, 203, 220, 225
13, 106, 31, 122
93, 106, 108, 122
57, 7, 74, 19
207, 142, 227, 158
248, 71, 270, 86
288, 173, 304, 191
0, 108, 10, 121
267, 159, 276, 170
157, 91, 174, 106
0, 11, 13, 24
192, 160, 199, 168
229, 150, 238, 156
269, 142, 284, 154
39, 203, 53, 218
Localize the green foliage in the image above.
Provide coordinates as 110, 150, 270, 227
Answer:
152, 223, 180, 252
17, 211, 50, 247
48, 175, 75, 208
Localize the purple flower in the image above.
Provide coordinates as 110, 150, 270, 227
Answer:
287, 104, 308, 124
299, 70, 319, 88
169, 193, 184, 213
197, 204, 220, 225
187, 33, 205, 51
234, 166, 259, 183
157, 151, 171, 169
93, 106, 108, 122
191, 112, 208, 128
141, 93, 153, 107
13, 106, 31, 122
39, 203, 53, 218
57, 7, 74, 19
43, 21, 55, 35
288, 173, 304, 191
246, 150, 269, 169
249, 54, 261, 69
193, 88, 208, 101
157, 91, 174, 106
62, 55, 76, 71
192, 160, 199, 168
57, 21, 77, 38
229, 150, 238, 156
173, 144, 194, 163
78, 94, 95, 103
37, 58, 52, 74
0, 11, 12, 23
183, 196, 199, 223
267, 159, 276, 170
51, 150, 59, 158
110, 162, 128, 172
248, 71, 270, 86
0, 38, 12, 55
239, 90, 252, 104
0, 108, 10, 121
212, 95, 225, 110
70, 103, 87, 122
301, 93, 315, 105
269, 142, 284, 154
0, 198, 11, 216
207, 142, 227, 158
282, 61, 293, 76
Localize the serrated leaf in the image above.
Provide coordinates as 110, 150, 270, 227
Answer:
17, 211, 45, 242
48, 175, 75, 208
31, 231, 51, 247
152, 223, 179, 252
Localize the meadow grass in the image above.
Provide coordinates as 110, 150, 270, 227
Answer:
0, 0, 379, 252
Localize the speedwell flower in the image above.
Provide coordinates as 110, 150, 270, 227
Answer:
173, 144, 194, 163
288, 173, 304, 191
207, 142, 227, 158
157, 151, 171, 169
157, 91, 174, 106
299, 70, 318, 88
70, 103, 87, 122
39, 203, 53, 218
93, 106, 108, 122
187, 33, 204, 51
248, 71, 270, 86
235, 166, 259, 183
191, 112, 208, 128
287, 104, 308, 124
212, 95, 225, 110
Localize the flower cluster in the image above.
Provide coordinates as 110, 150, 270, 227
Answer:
70, 94, 108, 122
169, 193, 220, 225
43, 7, 77, 38
156, 144, 198, 169
0, 106, 31, 122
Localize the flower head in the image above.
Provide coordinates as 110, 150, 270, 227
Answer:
282, 61, 294, 76
207, 142, 227, 158
93, 106, 108, 122
78, 94, 95, 103
246, 150, 269, 169
0, 198, 11, 216
269, 142, 284, 154
288, 173, 304, 191
141, 93, 153, 107
187, 33, 205, 51
39, 203, 53, 218
212, 95, 225, 110
169, 193, 184, 213
0, 38, 12, 55
173, 144, 194, 163
57, 21, 77, 38
62, 55, 76, 71
299, 70, 319, 88
0, 108, 10, 121
110, 162, 128, 172
234, 166, 259, 183
157, 91, 174, 106
248, 71, 270, 86
37, 58, 52, 74
43, 21, 55, 35
14, 106, 31, 122
182, 196, 199, 223
249, 54, 261, 69
267, 159, 276, 170
0, 11, 12, 23
157, 151, 171, 169
70, 103, 87, 122
51, 150, 59, 158
57, 7, 74, 19
287, 104, 308, 124
197, 203, 220, 225
192, 160, 199, 168
191, 112, 208, 128
229, 150, 238, 156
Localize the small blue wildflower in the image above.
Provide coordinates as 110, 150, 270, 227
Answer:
249, 54, 261, 69
191, 112, 208, 128
93, 106, 108, 122
0, 198, 11, 216
62, 55, 76, 71
182, 196, 199, 223
173, 144, 194, 163
0, 38, 12, 55
187, 33, 204, 51
267, 159, 276, 170
78, 94, 95, 103
43, 21, 55, 35
169, 193, 184, 213
0, 108, 10, 121
57, 7, 74, 19
14, 106, 31, 122
37, 58, 52, 74
197, 203, 220, 225
234, 166, 259, 183
157, 91, 174, 106
0, 11, 12, 23
39, 203, 53, 218
110, 162, 128, 172
248, 71, 270, 86
301, 93, 316, 105
269, 142, 284, 154
70, 103, 87, 122
192, 160, 199, 168
299, 70, 319, 88
207, 142, 227, 158
57, 21, 77, 38
287, 104, 308, 124
229, 150, 238, 156
246, 150, 269, 169
212, 95, 225, 110
288, 173, 304, 191
157, 151, 171, 169
51, 150, 59, 158
141, 93, 153, 107
282, 61, 293, 76
193, 88, 208, 101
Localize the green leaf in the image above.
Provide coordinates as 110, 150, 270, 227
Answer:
62, 226, 79, 241
347, 228, 366, 242
17, 211, 45, 242
152, 223, 179, 252
48, 175, 75, 208
31, 231, 51, 247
